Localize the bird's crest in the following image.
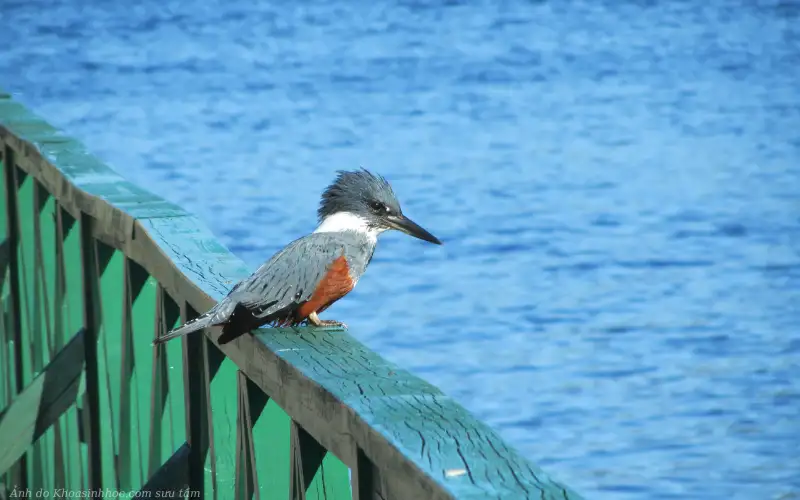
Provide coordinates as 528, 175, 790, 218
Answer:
317, 168, 400, 221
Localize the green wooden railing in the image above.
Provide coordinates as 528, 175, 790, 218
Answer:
0, 91, 583, 500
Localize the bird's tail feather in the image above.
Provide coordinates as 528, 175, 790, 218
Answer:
152, 313, 214, 346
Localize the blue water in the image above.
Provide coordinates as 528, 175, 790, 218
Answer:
2, 1, 799, 498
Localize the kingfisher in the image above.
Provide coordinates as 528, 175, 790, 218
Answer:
153, 169, 441, 346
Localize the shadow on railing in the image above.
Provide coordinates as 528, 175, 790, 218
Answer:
0, 91, 583, 500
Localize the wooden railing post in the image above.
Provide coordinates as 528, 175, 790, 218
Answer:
2, 145, 27, 492
78, 214, 102, 491
182, 303, 208, 500
351, 448, 386, 500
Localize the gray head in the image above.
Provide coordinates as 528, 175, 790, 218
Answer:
318, 169, 441, 244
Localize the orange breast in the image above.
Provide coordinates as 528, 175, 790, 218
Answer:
296, 255, 355, 320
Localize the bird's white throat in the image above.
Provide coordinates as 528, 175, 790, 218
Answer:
314, 212, 385, 241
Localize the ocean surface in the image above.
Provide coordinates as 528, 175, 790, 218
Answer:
2, 0, 798, 498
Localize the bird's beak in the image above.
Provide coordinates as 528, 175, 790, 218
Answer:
386, 215, 442, 245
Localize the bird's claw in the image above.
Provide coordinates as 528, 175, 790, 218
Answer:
316, 320, 347, 330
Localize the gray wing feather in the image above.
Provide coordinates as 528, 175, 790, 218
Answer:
229, 233, 348, 319
159, 231, 373, 343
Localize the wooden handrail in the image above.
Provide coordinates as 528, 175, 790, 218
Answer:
0, 92, 583, 500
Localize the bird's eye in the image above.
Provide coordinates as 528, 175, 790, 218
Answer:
369, 200, 386, 212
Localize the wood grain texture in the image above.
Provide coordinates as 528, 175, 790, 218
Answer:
0, 91, 584, 500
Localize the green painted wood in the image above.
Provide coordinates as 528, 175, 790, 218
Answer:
118, 258, 145, 489
309, 443, 352, 499
0, 328, 85, 476
1, 145, 28, 493
234, 372, 261, 500
254, 328, 580, 499
0, 374, 44, 477
32, 330, 85, 440
252, 399, 291, 499
148, 297, 167, 478
135, 216, 351, 499
57, 208, 87, 491
15, 169, 35, 388
201, 336, 227, 500
34, 184, 61, 491
138, 442, 190, 497
0, 149, 6, 238
147, 286, 185, 477
351, 447, 380, 500
181, 304, 209, 500
0, 233, 11, 494
59, 210, 82, 350
37, 186, 58, 348
290, 421, 326, 499
118, 257, 136, 490
0, 244, 9, 410
138, 213, 579, 499
15, 166, 52, 491
156, 290, 186, 470
78, 213, 103, 491
0, 151, 10, 415
0, 275, 12, 493
206, 350, 239, 498
129, 269, 157, 489
0, 92, 584, 500
93, 243, 124, 489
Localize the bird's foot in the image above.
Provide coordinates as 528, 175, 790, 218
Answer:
317, 319, 347, 329
307, 312, 347, 330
